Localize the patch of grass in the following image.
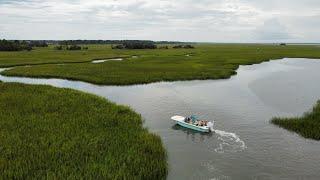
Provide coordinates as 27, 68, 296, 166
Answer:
1, 44, 320, 85
0, 82, 167, 179
271, 101, 320, 140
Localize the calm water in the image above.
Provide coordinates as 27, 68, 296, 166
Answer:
1, 58, 320, 179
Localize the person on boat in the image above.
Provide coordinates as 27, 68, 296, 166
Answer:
204, 121, 208, 126
185, 117, 191, 123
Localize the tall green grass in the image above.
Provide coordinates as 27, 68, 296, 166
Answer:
1, 44, 320, 85
271, 101, 320, 140
0, 82, 167, 179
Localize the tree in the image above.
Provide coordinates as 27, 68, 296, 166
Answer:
29, 41, 48, 47
173, 44, 195, 49
112, 40, 157, 49
0, 39, 33, 51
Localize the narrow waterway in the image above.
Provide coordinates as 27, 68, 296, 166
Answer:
1, 58, 320, 179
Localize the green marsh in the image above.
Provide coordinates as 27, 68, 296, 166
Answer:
272, 101, 320, 140
0, 82, 167, 179
2, 44, 320, 85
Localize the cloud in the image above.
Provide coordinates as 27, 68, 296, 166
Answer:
254, 18, 294, 41
0, 0, 319, 42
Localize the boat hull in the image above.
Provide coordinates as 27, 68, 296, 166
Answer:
176, 121, 210, 133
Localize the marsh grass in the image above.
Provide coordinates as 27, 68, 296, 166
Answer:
1, 44, 320, 85
271, 101, 320, 140
0, 82, 167, 179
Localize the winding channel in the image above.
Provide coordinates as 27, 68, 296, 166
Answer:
1, 58, 320, 179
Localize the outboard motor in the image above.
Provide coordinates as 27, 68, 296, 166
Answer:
207, 121, 214, 132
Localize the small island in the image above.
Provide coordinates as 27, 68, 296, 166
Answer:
271, 101, 320, 140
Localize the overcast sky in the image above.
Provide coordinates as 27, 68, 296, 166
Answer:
0, 0, 319, 42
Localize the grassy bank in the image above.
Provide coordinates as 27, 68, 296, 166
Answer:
1, 44, 320, 85
0, 45, 131, 67
271, 101, 320, 140
0, 82, 167, 179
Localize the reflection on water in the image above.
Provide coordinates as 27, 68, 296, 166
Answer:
1, 58, 320, 179
91, 58, 123, 63
172, 124, 214, 142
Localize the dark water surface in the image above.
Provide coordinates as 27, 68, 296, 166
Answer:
1, 58, 320, 180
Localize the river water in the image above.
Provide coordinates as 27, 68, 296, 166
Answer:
1, 58, 320, 179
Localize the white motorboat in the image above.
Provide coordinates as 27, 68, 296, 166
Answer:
171, 115, 214, 133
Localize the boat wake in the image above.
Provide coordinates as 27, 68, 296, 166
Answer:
209, 128, 246, 153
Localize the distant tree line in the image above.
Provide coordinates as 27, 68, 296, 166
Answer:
0, 39, 32, 51
29, 41, 48, 47
0, 39, 195, 51
54, 41, 88, 50
0, 40, 51, 51
48, 40, 184, 45
172, 44, 195, 49
111, 41, 196, 50
54, 45, 88, 51
112, 40, 157, 49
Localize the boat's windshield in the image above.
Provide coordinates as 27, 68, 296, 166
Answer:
190, 115, 198, 123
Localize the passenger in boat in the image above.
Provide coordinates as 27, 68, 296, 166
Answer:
204, 121, 208, 126
198, 120, 207, 127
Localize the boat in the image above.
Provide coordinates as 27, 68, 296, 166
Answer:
171, 115, 214, 133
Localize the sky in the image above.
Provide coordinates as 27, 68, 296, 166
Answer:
0, 0, 319, 42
